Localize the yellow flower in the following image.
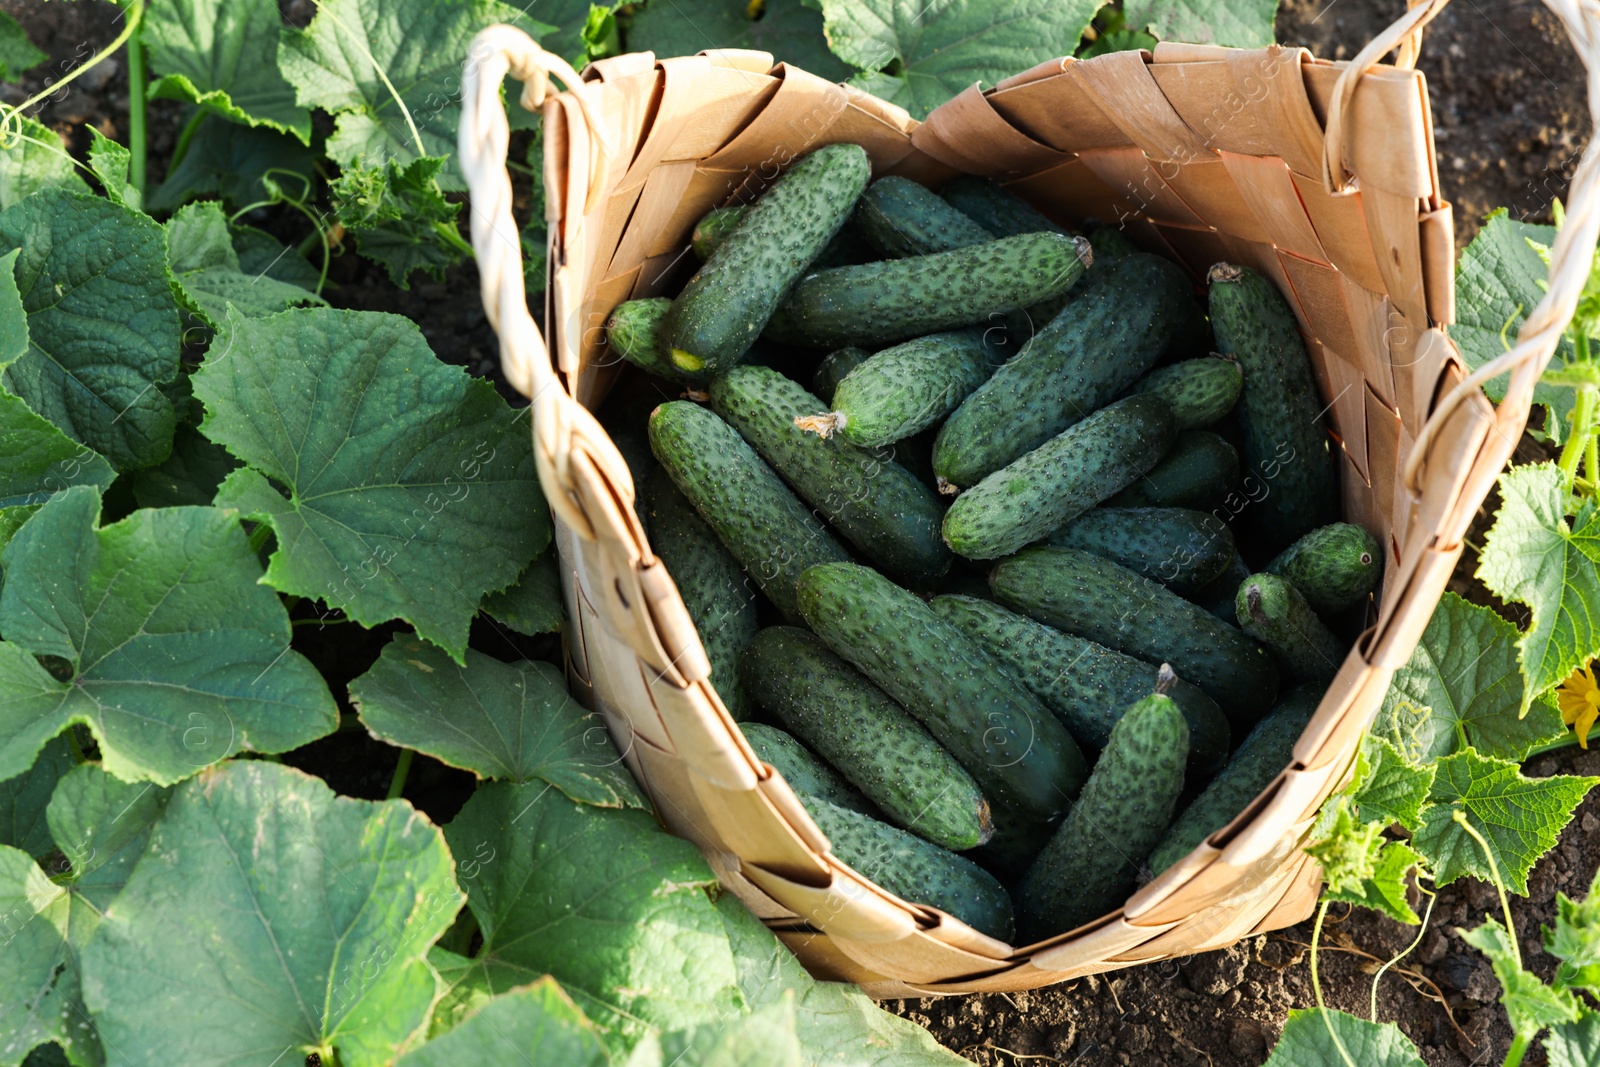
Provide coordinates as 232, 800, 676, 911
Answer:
1557, 662, 1600, 749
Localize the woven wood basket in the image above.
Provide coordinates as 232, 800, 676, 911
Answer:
458, 0, 1600, 995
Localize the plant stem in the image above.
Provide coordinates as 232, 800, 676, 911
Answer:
166, 106, 209, 174
126, 30, 147, 192
0, 1, 144, 143
1370, 885, 1437, 1022
1559, 385, 1598, 491
1311, 900, 1359, 1067
387, 749, 414, 800
1452, 811, 1520, 967
1503, 1032, 1530, 1067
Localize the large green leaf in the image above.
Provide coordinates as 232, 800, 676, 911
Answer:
45, 763, 170, 884
196, 307, 548, 659
1347, 735, 1435, 832
1263, 1008, 1426, 1067
480, 549, 564, 636
279, 0, 553, 188
444, 779, 744, 1045
1547, 1011, 1600, 1067
1460, 919, 1582, 1039
0, 190, 180, 471
351, 634, 644, 801
627, 0, 850, 80
165, 202, 323, 325
145, 114, 316, 213
0, 11, 44, 82
818, 0, 1102, 118
1477, 463, 1600, 710
1412, 749, 1598, 894
1124, 0, 1277, 48
624, 1000, 804, 1067
0, 485, 337, 784
0, 120, 87, 211
80, 760, 463, 1067
396, 979, 609, 1066
125, 422, 237, 509
145, 0, 312, 141
0, 735, 73, 858
330, 156, 469, 288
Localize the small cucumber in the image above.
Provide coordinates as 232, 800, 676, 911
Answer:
742, 627, 993, 850
665, 145, 871, 375
942, 394, 1176, 560
802, 795, 1015, 941
1148, 685, 1320, 874
1129, 356, 1243, 430
1264, 522, 1382, 614
803, 330, 992, 449
642, 469, 758, 720
939, 175, 1068, 238
1235, 573, 1346, 683
1207, 263, 1340, 554
709, 366, 950, 584
991, 545, 1280, 724
811, 346, 871, 405
1047, 506, 1234, 596
648, 401, 849, 620
740, 722, 875, 816
932, 254, 1202, 488
607, 298, 707, 385
1191, 551, 1250, 627
796, 562, 1089, 830
1018, 673, 1189, 937
1108, 429, 1239, 511
856, 176, 993, 257
929, 594, 1229, 780
691, 206, 746, 262
785, 231, 1091, 349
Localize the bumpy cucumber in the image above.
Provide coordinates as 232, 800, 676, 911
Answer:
939, 175, 1068, 238
990, 545, 1280, 723
811, 347, 870, 405
942, 394, 1176, 560
1018, 676, 1189, 937
648, 401, 849, 619
809, 330, 992, 449
1129, 356, 1243, 431
709, 366, 950, 584
1108, 430, 1239, 510
929, 595, 1229, 779
741, 723, 874, 816
1207, 263, 1340, 553
665, 145, 871, 374
802, 795, 1015, 941
691, 206, 746, 262
932, 254, 1202, 488
1148, 684, 1320, 874
642, 469, 758, 719
796, 562, 1088, 829
1087, 225, 1141, 260
742, 627, 992, 850
1265, 522, 1382, 614
1047, 507, 1234, 596
1192, 551, 1250, 627
1236, 573, 1346, 683
607, 298, 707, 384
785, 231, 1091, 349
856, 176, 993, 257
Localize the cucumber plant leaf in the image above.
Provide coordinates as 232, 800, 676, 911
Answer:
1377, 591, 1566, 761
165, 201, 324, 325
45, 763, 170, 885
231, 224, 323, 290
1545, 867, 1600, 992
85, 129, 138, 211
1123, 0, 1277, 48
0, 485, 338, 784
0, 735, 72, 857
625, 1000, 804, 1067
0, 120, 86, 211
145, 114, 316, 213
1477, 463, 1600, 711
0, 386, 116, 568
0, 190, 182, 471
0, 11, 44, 82
480, 549, 564, 636
195, 307, 548, 659
350, 633, 644, 802
396, 978, 609, 1066
1323, 840, 1423, 925
818, 0, 1103, 119
1346, 735, 1435, 831
144, 0, 312, 141
1078, 28, 1157, 58
1411, 748, 1598, 893
1547, 1011, 1600, 1067
627, 0, 850, 81
80, 760, 464, 1067
1262, 1008, 1426, 1067
126, 423, 237, 509
1459, 919, 1583, 1040
1303, 797, 1383, 893
330, 156, 468, 288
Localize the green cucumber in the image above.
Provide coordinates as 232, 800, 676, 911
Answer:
796, 562, 1089, 829
990, 545, 1280, 724
742, 627, 992, 850
942, 394, 1176, 560
939, 175, 1068, 238
1047, 506, 1234, 596
856, 176, 993, 257
811, 346, 870, 405
691, 206, 746, 262
932, 254, 1202, 488
1235, 573, 1346, 683
1129, 356, 1243, 430
648, 401, 849, 619
1207, 263, 1340, 553
709, 366, 950, 584
1265, 522, 1382, 614
785, 231, 1091, 349
1018, 672, 1189, 937
642, 469, 758, 720
929, 595, 1229, 780
801, 795, 1015, 941
1192, 551, 1250, 627
1148, 685, 1320, 874
806, 330, 992, 449
665, 145, 871, 374
1087, 225, 1141, 260
607, 298, 708, 385
1108, 429, 1239, 510
740, 723, 874, 816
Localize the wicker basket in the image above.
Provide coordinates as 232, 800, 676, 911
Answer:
457, 0, 1600, 996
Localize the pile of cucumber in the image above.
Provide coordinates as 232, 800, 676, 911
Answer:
602, 143, 1382, 944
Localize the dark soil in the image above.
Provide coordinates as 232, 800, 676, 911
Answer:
6, 2, 1597, 1066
